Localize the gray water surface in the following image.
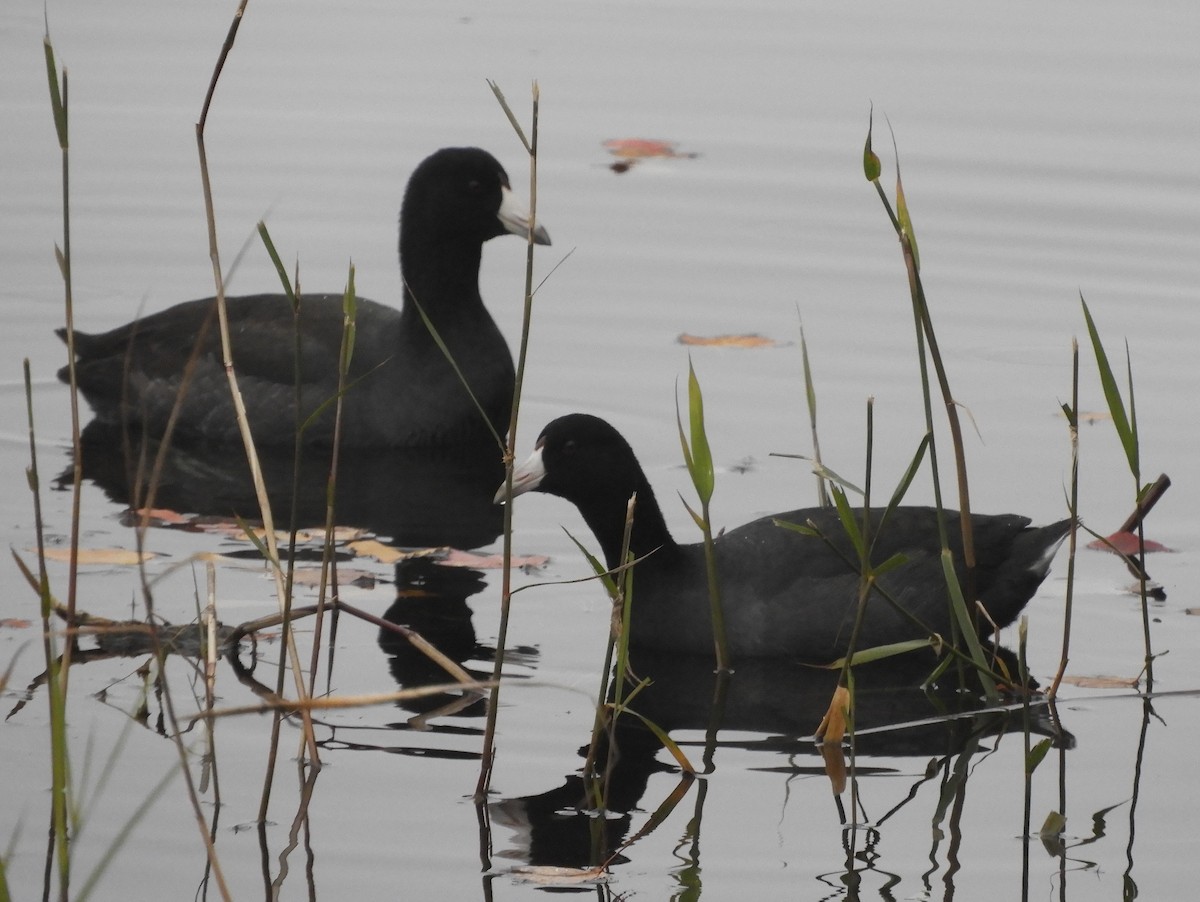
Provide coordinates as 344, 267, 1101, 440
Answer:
2, 1, 1197, 899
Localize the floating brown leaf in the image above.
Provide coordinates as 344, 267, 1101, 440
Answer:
38, 547, 156, 565
1057, 674, 1140, 689
603, 137, 694, 160
677, 332, 778, 348
126, 507, 190, 526
347, 541, 440, 565
603, 138, 698, 173
509, 865, 609, 886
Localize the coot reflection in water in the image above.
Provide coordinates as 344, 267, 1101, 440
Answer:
65, 419, 505, 549
490, 650, 1073, 872
377, 558, 502, 721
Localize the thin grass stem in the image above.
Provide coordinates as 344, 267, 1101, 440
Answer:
476, 81, 542, 800
1048, 339, 1080, 698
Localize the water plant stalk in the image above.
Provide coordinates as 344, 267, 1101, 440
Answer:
1080, 297, 1154, 688
1048, 339, 1081, 698
797, 315, 831, 508
863, 111, 996, 697
676, 358, 729, 671
40, 32, 77, 897
476, 80, 542, 799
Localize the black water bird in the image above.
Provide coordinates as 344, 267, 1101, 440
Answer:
499, 413, 1071, 661
59, 147, 550, 447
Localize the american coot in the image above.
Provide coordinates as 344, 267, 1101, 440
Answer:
58, 147, 550, 447
499, 413, 1071, 661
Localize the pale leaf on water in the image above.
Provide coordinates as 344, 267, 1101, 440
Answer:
508, 865, 610, 886
39, 547, 157, 565
1056, 674, 1140, 689
348, 540, 439, 565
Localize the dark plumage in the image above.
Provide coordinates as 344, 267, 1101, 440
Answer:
58, 147, 550, 447
500, 414, 1071, 661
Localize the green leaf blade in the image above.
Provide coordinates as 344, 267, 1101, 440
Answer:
684, 358, 714, 505
1081, 296, 1138, 474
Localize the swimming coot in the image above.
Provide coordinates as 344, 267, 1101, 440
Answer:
499, 413, 1071, 661
58, 147, 550, 447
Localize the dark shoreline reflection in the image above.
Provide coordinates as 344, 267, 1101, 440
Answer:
62, 419, 506, 548
490, 651, 1074, 872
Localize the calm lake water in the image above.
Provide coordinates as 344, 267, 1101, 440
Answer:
2, 1, 1198, 899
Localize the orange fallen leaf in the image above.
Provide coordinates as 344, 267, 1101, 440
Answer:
677, 332, 778, 348
1, 618, 33, 629
1086, 531, 1172, 554
603, 138, 699, 173
603, 137, 694, 160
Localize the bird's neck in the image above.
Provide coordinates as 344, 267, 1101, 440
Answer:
584, 479, 678, 572
400, 237, 485, 315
